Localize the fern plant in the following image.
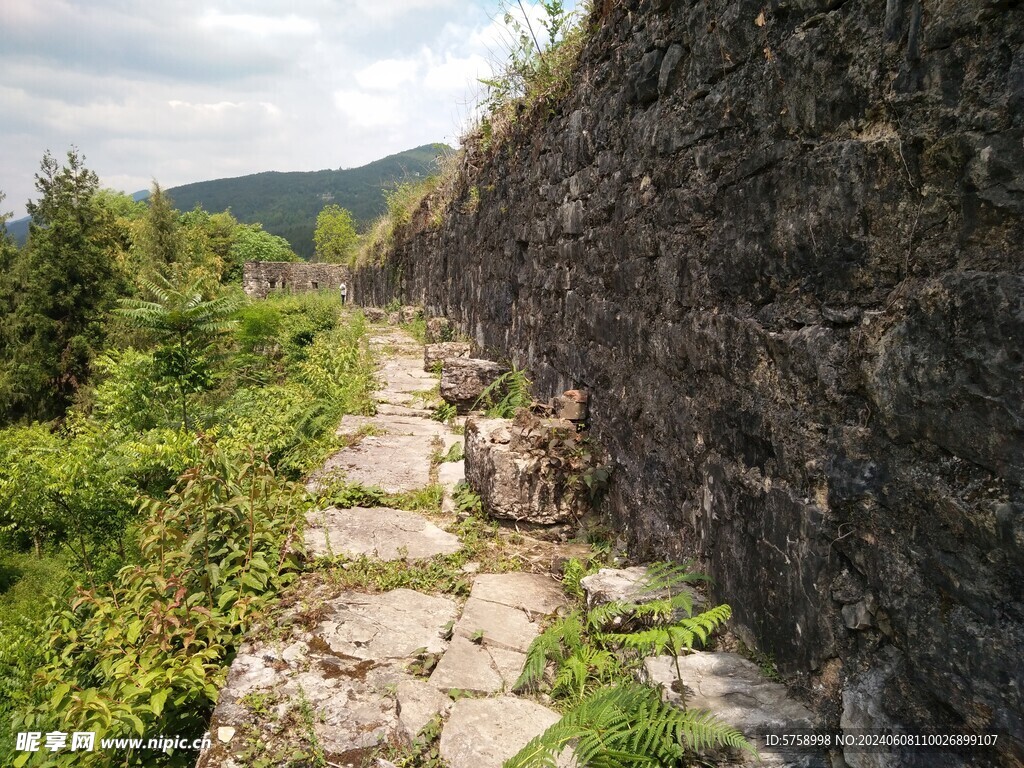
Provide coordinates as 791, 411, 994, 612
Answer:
474, 365, 532, 418
508, 561, 753, 766
505, 682, 755, 768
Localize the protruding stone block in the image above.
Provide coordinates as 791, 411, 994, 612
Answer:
363, 307, 387, 322
400, 305, 422, 323
424, 342, 472, 372
464, 416, 584, 524
425, 317, 453, 343
440, 358, 507, 413
552, 389, 589, 422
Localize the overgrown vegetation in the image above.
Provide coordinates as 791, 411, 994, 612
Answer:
0, 150, 378, 767
11, 444, 309, 768
476, 1, 591, 146
506, 561, 755, 767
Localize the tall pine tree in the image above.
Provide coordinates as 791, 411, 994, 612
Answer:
0, 149, 124, 422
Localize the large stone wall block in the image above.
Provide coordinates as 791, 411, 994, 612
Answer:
426, 316, 454, 343
464, 416, 585, 525
440, 358, 507, 413
424, 342, 472, 372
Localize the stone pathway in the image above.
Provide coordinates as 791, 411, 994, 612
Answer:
198, 322, 822, 768
198, 325, 571, 768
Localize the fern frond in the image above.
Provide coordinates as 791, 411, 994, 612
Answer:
503, 683, 756, 768
642, 561, 710, 592
678, 604, 732, 646
586, 599, 638, 631
514, 611, 584, 692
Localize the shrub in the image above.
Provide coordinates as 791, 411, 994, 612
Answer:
11, 442, 310, 768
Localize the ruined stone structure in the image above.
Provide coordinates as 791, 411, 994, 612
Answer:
242, 261, 349, 299
351, 1, 1024, 765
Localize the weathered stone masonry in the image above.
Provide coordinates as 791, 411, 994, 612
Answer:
243, 261, 349, 299
353, 2, 1024, 765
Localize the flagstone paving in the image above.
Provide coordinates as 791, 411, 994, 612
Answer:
198, 324, 568, 768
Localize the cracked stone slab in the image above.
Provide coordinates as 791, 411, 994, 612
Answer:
470, 572, 567, 616
645, 652, 826, 767
316, 589, 459, 660
279, 664, 410, 758
198, 592, 454, 768
428, 636, 526, 695
304, 506, 461, 560
309, 434, 434, 493
439, 697, 564, 768
455, 597, 540, 653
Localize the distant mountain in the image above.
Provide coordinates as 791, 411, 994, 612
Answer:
6, 215, 29, 246
166, 144, 450, 259
3, 145, 450, 258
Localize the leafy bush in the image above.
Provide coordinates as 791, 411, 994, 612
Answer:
88, 349, 179, 432
10, 442, 310, 768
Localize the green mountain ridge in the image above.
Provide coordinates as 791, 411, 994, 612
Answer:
165, 143, 450, 260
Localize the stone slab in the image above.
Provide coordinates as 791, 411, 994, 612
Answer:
455, 596, 540, 653
439, 697, 562, 768
317, 589, 459, 660
310, 434, 434, 493
304, 506, 461, 560
337, 412, 448, 438
428, 635, 524, 695
198, 589, 458, 768
396, 679, 452, 743
645, 652, 826, 767
470, 572, 567, 616
437, 459, 465, 492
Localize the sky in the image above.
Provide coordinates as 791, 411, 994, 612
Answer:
0, 0, 568, 220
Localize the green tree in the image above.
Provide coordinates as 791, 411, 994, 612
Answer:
229, 224, 299, 266
313, 204, 358, 264
179, 207, 242, 283
116, 276, 242, 430
0, 149, 125, 422
134, 182, 182, 270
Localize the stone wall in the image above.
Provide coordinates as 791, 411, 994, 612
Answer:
243, 262, 349, 299
352, 1, 1024, 763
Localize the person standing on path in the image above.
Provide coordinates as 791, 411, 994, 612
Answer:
340, 282, 347, 306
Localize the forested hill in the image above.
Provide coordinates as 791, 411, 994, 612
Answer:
166, 143, 450, 259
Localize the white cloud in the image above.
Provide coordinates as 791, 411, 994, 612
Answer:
332, 89, 406, 130
354, 59, 419, 91
198, 10, 319, 38
0, 0, 584, 219
421, 51, 490, 93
